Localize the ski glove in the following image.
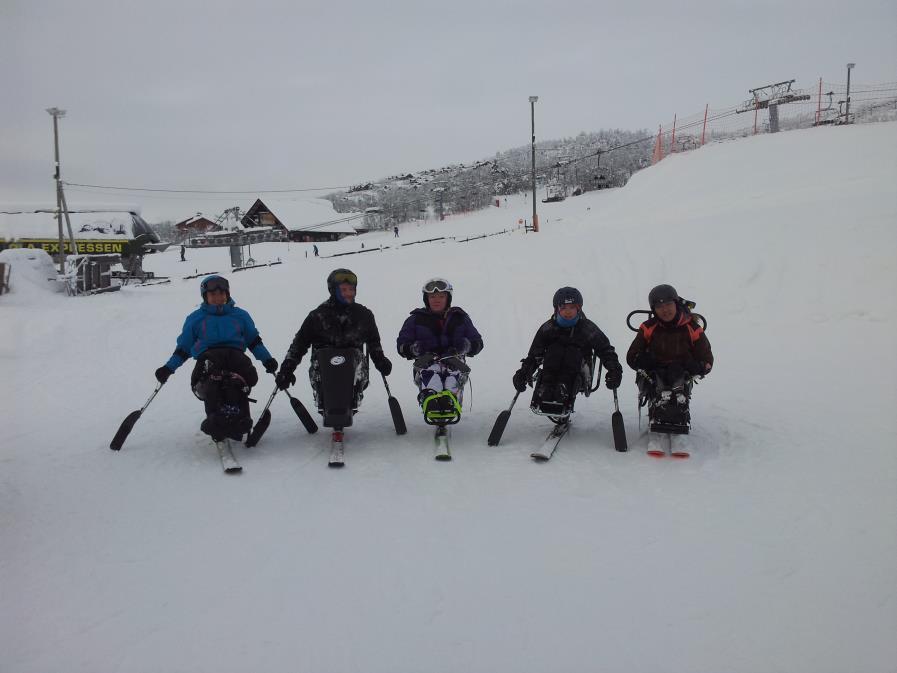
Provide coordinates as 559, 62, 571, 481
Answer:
155, 365, 173, 384
263, 358, 278, 374
372, 353, 393, 376
413, 352, 437, 370
512, 368, 530, 392
409, 341, 424, 357
275, 358, 298, 390
605, 365, 623, 390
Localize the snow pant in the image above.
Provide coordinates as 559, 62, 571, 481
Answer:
415, 362, 466, 401
191, 348, 257, 440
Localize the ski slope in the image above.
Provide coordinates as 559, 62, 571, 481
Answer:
3, 122, 896, 673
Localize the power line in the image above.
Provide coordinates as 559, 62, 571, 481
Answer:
62, 181, 349, 194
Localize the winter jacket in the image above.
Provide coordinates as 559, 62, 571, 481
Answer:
626, 309, 713, 372
284, 298, 386, 364
520, 312, 621, 374
396, 306, 484, 359
165, 299, 273, 372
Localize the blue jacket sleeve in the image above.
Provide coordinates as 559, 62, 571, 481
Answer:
458, 314, 484, 356
165, 313, 198, 372
241, 310, 273, 362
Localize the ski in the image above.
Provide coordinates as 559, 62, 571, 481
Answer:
215, 439, 242, 473
531, 422, 570, 462
434, 426, 451, 461
328, 430, 345, 468
669, 433, 691, 459
646, 432, 670, 458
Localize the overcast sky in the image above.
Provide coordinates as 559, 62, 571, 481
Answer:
2, 0, 895, 221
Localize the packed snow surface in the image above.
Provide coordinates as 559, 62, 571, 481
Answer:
3, 123, 896, 673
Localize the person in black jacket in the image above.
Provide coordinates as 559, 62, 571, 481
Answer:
513, 287, 623, 412
275, 269, 391, 412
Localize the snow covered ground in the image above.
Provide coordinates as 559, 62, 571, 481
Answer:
3, 123, 896, 673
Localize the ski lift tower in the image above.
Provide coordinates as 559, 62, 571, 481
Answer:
736, 79, 811, 133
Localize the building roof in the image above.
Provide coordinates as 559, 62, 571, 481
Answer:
245, 197, 357, 233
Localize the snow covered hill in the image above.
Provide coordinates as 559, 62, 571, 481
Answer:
3, 123, 896, 673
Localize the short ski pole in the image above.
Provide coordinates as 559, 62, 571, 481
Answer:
283, 388, 318, 434
245, 383, 279, 447
611, 388, 628, 452
487, 390, 521, 446
110, 381, 164, 451
381, 373, 407, 435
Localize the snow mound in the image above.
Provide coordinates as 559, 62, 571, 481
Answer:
0, 248, 62, 297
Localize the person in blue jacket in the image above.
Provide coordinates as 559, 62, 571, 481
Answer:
154, 275, 277, 441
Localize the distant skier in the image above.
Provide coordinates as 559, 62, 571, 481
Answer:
275, 269, 391, 446
396, 278, 483, 428
626, 283, 713, 441
313, 244, 319, 257
179, 244, 186, 262
393, 225, 399, 237
154, 275, 277, 442
513, 287, 622, 418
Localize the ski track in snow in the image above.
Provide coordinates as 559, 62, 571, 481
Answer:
3, 123, 897, 673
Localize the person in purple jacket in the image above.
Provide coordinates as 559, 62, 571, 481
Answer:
396, 278, 483, 423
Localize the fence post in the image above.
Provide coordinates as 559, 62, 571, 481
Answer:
816, 77, 822, 125
670, 114, 677, 153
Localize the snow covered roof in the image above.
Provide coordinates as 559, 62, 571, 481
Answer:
0, 210, 136, 240
250, 197, 356, 233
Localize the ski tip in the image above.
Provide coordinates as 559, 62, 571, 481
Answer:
435, 454, 452, 461
670, 452, 691, 459
530, 454, 549, 462
646, 451, 666, 458
225, 466, 243, 474
328, 462, 345, 468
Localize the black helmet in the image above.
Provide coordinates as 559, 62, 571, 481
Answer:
200, 274, 229, 301
422, 277, 453, 309
327, 268, 357, 301
552, 286, 583, 310
648, 284, 679, 310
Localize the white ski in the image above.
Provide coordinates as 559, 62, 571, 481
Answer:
215, 439, 242, 473
669, 433, 691, 459
646, 432, 669, 458
328, 430, 345, 468
531, 422, 570, 462
434, 426, 451, 461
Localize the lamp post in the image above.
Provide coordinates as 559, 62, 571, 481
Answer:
46, 107, 67, 272
529, 95, 539, 233
845, 63, 855, 124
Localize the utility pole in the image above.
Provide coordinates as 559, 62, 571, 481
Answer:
46, 107, 77, 272
845, 63, 855, 124
529, 96, 539, 232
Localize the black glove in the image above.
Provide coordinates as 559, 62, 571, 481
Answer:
413, 352, 437, 369
512, 368, 529, 392
605, 365, 623, 390
373, 354, 392, 376
685, 359, 705, 376
275, 358, 298, 390
633, 352, 655, 370
410, 341, 424, 357
263, 358, 278, 374
155, 365, 172, 384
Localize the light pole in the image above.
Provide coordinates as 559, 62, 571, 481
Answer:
845, 63, 855, 124
46, 107, 67, 272
529, 95, 539, 233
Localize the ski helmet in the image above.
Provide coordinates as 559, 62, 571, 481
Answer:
422, 277, 453, 309
327, 268, 357, 302
648, 284, 679, 310
200, 275, 229, 301
552, 286, 583, 311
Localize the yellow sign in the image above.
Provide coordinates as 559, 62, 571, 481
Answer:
0, 239, 126, 254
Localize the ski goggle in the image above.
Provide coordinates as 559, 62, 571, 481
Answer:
331, 271, 357, 285
203, 277, 229, 293
422, 278, 452, 294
